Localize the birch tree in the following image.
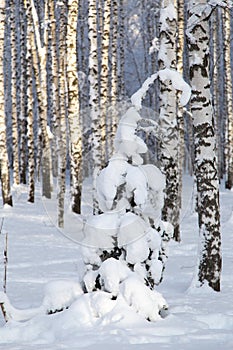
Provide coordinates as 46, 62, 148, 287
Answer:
158, 0, 181, 241
224, 7, 233, 189
66, 0, 83, 214
27, 0, 52, 199
88, 0, 102, 212
187, 0, 221, 291
10, 0, 20, 185
57, 0, 67, 227
118, 0, 125, 99
19, 0, 27, 184
0, 0, 12, 206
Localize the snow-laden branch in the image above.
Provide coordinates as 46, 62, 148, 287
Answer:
186, 0, 229, 42
131, 68, 191, 110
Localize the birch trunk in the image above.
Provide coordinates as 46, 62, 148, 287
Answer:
176, 0, 185, 215
118, 0, 125, 99
67, 0, 82, 214
88, 0, 102, 212
224, 8, 233, 189
158, 0, 180, 241
28, 0, 52, 198
26, 47, 35, 203
108, 0, 118, 155
187, 0, 221, 291
19, 0, 27, 184
0, 0, 12, 206
10, 0, 20, 185
57, 0, 67, 227
100, 0, 111, 162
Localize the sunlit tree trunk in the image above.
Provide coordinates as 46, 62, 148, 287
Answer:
187, 0, 221, 292
0, 0, 12, 206
158, 0, 180, 241
67, 0, 83, 214
224, 7, 233, 189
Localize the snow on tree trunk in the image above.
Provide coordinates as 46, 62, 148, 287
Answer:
66, 0, 83, 214
224, 7, 233, 190
158, 0, 181, 241
187, 0, 222, 292
0, 0, 12, 206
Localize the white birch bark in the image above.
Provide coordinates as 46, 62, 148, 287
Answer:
118, 0, 125, 99
100, 0, 111, 162
57, 0, 67, 228
176, 0, 185, 214
0, 0, 12, 206
67, 0, 83, 214
10, 0, 20, 185
224, 7, 233, 189
26, 46, 35, 203
187, 0, 221, 291
88, 0, 102, 212
29, 0, 52, 198
19, 0, 27, 184
158, 0, 180, 241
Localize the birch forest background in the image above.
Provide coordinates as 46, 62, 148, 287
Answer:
0, 0, 233, 295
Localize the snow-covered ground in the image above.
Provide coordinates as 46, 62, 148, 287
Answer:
0, 177, 233, 349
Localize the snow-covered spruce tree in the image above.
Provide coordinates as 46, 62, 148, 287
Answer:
79, 61, 191, 320
80, 106, 170, 321
187, 0, 222, 291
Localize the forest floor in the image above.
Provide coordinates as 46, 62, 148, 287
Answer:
0, 176, 233, 349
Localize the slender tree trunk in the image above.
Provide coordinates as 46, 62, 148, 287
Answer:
26, 47, 35, 203
30, 0, 52, 198
67, 0, 83, 214
100, 0, 111, 162
19, 0, 27, 184
158, 0, 180, 241
0, 0, 12, 206
224, 7, 233, 189
118, 0, 125, 99
187, 0, 221, 291
88, 0, 102, 212
176, 0, 185, 215
57, 0, 67, 227
10, 0, 20, 185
